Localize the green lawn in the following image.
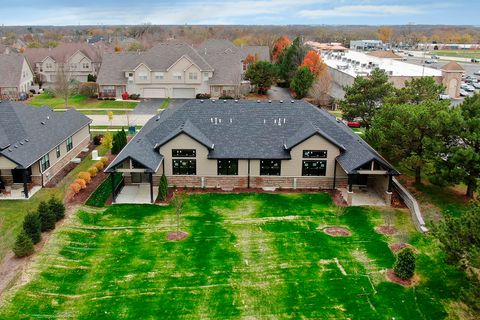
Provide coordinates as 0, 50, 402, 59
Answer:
28, 93, 138, 109
0, 193, 473, 319
434, 50, 480, 60
0, 145, 108, 264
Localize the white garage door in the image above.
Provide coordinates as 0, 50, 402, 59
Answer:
173, 88, 195, 98
143, 88, 166, 98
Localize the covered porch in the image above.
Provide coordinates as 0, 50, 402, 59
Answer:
341, 173, 394, 206
0, 166, 40, 199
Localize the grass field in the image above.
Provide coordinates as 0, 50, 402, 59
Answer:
435, 50, 480, 60
0, 193, 472, 319
28, 93, 138, 109
0, 145, 109, 264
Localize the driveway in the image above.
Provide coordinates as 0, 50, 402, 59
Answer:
132, 98, 190, 115
87, 114, 153, 126
267, 86, 292, 101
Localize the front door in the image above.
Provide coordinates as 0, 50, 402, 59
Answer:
12, 168, 32, 183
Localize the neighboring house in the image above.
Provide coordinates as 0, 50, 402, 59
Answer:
0, 102, 91, 198
106, 100, 398, 205
0, 54, 35, 100
97, 40, 271, 99
23, 42, 107, 85
98, 41, 214, 99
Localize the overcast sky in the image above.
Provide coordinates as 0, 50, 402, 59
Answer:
0, 0, 476, 26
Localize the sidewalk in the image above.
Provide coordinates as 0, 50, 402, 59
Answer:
87, 114, 154, 126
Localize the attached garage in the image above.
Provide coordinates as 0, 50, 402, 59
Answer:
173, 88, 195, 98
143, 88, 166, 98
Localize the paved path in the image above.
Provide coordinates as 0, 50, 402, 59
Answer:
87, 114, 154, 126
132, 98, 189, 115
267, 86, 292, 101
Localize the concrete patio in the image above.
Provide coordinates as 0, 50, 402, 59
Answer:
115, 184, 159, 204
340, 187, 387, 206
0, 185, 42, 200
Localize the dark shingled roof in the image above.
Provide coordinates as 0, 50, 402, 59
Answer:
0, 102, 91, 168
106, 100, 397, 175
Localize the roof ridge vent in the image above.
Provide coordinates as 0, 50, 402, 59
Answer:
256, 100, 260, 103
223, 100, 227, 103
291, 100, 294, 103
234, 99, 238, 103
268, 100, 272, 103
200, 99, 204, 103
211, 99, 216, 103
41, 121, 46, 125
280, 100, 283, 103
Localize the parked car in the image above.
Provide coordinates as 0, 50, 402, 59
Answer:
342, 119, 362, 128
424, 59, 435, 64
407, 53, 414, 57
471, 58, 480, 63
463, 84, 476, 92
431, 55, 439, 59
472, 82, 480, 89
474, 70, 480, 76
460, 89, 470, 97
439, 93, 451, 100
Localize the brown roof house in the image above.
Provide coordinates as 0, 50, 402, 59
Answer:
23, 42, 109, 86
0, 54, 35, 100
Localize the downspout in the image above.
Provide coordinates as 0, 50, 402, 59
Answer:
333, 160, 337, 189
23, 168, 29, 199
247, 159, 251, 189
111, 172, 116, 203
149, 172, 154, 203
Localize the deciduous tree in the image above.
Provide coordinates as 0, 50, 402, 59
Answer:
272, 36, 290, 62
378, 26, 394, 44
301, 50, 327, 78
244, 61, 278, 95
388, 77, 445, 105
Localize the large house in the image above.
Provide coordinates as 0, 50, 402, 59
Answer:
106, 100, 398, 205
23, 42, 107, 85
0, 54, 35, 100
97, 40, 270, 99
0, 102, 91, 199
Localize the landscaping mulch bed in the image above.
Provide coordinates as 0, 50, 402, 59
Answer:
167, 231, 188, 241
44, 143, 95, 188
389, 243, 417, 253
391, 190, 406, 208
323, 227, 351, 237
68, 153, 115, 205
386, 269, 420, 287
375, 225, 398, 235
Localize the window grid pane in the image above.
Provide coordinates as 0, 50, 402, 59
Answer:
260, 160, 281, 176
302, 160, 327, 176
217, 159, 238, 175
303, 150, 327, 158
172, 159, 196, 175
172, 149, 196, 157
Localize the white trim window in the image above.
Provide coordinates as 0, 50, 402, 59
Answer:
56, 146, 61, 158
189, 72, 198, 80
66, 136, 73, 152
40, 154, 50, 171
138, 72, 148, 81
154, 72, 164, 80
173, 72, 182, 80
82, 62, 90, 69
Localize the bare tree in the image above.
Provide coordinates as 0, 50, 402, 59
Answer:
309, 71, 332, 107
52, 64, 77, 108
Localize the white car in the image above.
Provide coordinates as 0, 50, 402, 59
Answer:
473, 82, 480, 89
439, 93, 451, 100
474, 70, 480, 76
461, 83, 475, 92
460, 89, 470, 97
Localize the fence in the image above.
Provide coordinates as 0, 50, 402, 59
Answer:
392, 177, 428, 233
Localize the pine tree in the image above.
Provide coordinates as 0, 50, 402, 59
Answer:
48, 196, 65, 221
158, 174, 168, 201
38, 201, 56, 232
394, 248, 416, 280
13, 231, 34, 257
23, 212, 41, 244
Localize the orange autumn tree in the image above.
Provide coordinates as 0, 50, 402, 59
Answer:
244, 54, 257, 65
272, 36, 291, 62
301, 50, 327, 78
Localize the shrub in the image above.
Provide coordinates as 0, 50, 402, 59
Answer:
88, 166, 98, 177
75, 179, 87, 189
78, 172, 91, 184
93, 134, 103, 145
87, 74, 97, 82
13, 231, 34, 257
86, 172, 123, 207
79, 82, 98, 97
112, 129, 127, 155
70, 182, 82, 194
196, 93, 211, 99
23, 212, 41, 244
394, 248, 416, 280
95, 161, 105, 171
129, 94, 140, 100
101, 132, 113, 150
219, 95, 234, 100
158, 174, 168, 201
38, 201, 56, 232
48, 197, 65, 221
100, 157, 109, 166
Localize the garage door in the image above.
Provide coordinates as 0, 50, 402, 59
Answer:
143, 88, 166, 98
173, 88, 195, 98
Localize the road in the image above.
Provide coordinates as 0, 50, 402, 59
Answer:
87, 114, 154, 126
267, 86, 292, 100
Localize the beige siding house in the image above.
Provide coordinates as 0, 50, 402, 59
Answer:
97, 40, 270, 99
0, 54, 35, 99
106, 100, 398, 205
0, 102, 91, 199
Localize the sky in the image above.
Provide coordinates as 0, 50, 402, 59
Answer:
0, 0, 476, 26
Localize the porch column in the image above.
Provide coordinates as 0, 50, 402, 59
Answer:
346, 174, 353, 205
149, 172, 154, 203
22, 169, 29, 199
348, 174, 353, 192
332, 160, 337, 189
387, 175, 393, 192
111, 173, 116, 203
